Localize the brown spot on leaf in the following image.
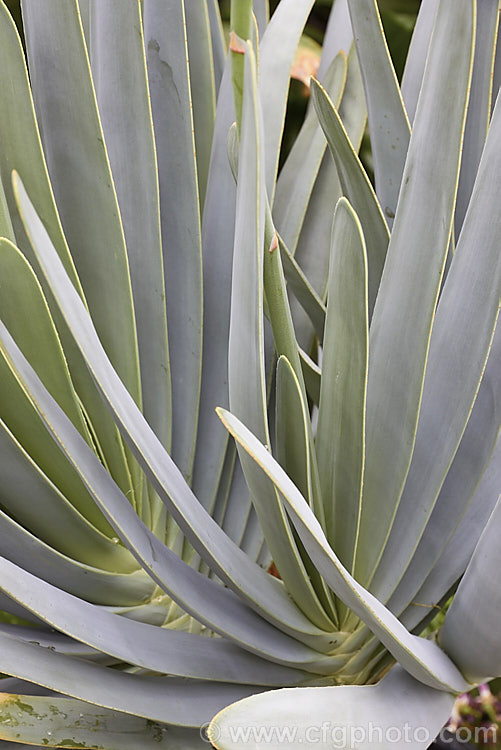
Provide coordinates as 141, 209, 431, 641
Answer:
267, 561, 281, 579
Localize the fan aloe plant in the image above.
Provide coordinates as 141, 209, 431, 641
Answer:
0, 0, 498, 748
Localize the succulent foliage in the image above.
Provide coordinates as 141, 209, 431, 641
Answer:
0, 0, 498, 748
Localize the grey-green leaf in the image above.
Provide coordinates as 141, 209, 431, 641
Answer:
400, 0, 439, 123
219, 408, 470, 693
21, 0, 141, 407
311, 77, 389, 317
0, 319, 336, 667
0, 556, 310, 686
0, 630, 261, 728
440, 496, 501, 683
0, 417, 136, 572
387, 322, 501, 619
185, 0, 217, 209
347, 0, 410, 226
273, 51, 347, 252
1, 182, 338, 652
400, 433, 500, 633
0, 694, 177, 749
209, 664, 455, 750
192, 60, 236, 512
454, 0, 499, 237
316, 198, 368, 573
370, 89, 501, 602
228, 43, 268, 446
89, 0, 171, 454
353, 0, 475, 587
259, 0, 316, 198
143, 0, 203, 485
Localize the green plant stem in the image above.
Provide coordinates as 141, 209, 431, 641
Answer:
230, 0, 253, 130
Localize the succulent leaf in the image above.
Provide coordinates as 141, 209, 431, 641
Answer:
440, 495, 501, 682
0, 0, 499, 746
354, 0, 475, 587
209, 664, 456, 750
316, 197, 368, 575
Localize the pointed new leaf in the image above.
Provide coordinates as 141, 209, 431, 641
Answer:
206, 0, 226, 94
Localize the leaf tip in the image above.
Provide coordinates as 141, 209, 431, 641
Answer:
10, 169, 20, 194
269, 232, 278, 254
229, 31, 246, 55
